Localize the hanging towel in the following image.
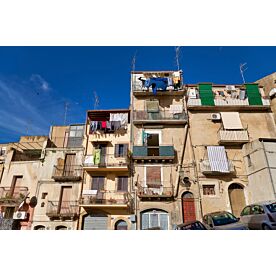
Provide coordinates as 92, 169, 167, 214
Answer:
94, 149, 101, 165
113, 121, 121, 131
167, 77, 173, 86
101, 121, 107, 129
106, 121, 111, 130
207, 146, 229, 173
84, 155, 94, 165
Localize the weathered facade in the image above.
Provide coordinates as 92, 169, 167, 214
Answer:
78, 109, 134, 230
31, 125, 84, 230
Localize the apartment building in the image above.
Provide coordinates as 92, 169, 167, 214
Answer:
31, 125, 84, 230
79, 109, 134, 230
0, 136, 49, 230
130, 70, 190, 229
186, 83, 276, 217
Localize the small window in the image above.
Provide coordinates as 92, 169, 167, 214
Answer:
117, 176, 128, 192
115, 144, 128, 157
241, 206, 251, 216
41, 193, 48, 199
203, 185, 215, 195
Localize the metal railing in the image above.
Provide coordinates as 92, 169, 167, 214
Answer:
80, 190, 131, 205
52, 165, 82, 180
0, 186, 29, 204
218, 129, 249, 143
133, 110, 187, 121
137, 181, 174, 197
199, 159, 235, 174
46, 200, 79, 217
132, 82, 183, 92
132, 146, 175, 159
83, 154, 128, 167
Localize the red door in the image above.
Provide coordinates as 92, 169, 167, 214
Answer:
182, 192, 196, 223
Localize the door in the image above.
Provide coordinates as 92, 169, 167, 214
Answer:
58, 186, 72, 215
83, 213, 108, 230
99, 144, 107, 166
228, 183, 245, 217
147, 133, 159, 156
64, 154, 76, 176
91, 176, 105, 203
182, 192, 196, 223
146, 166, 161, 195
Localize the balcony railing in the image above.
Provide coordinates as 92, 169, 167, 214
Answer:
137, 182, 174, 198
218, 129, 249, 144
132, 146, 175, 161
83, 154, 128, 169
133, 110, 187, 123
52, 165, 82, 181
0, 186, 29, 205
46, 200, 79, 218
199, 159, 235, 174
80, 190, 132, 207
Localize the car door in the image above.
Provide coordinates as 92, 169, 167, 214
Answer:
250, 205, 266, 230
240, 206, 252, 228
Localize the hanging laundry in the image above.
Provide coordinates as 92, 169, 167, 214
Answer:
167, 77, 173, 86
113, 121, 121, 131
169, 104, 183, 114
106, 121, 112, 130
110, 113, 128, 126
239, 90, 246, 100
90, 121, 98, 133
94, 149, 101, 165
101, 121, 107, 129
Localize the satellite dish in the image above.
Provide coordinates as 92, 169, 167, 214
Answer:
29, 196, 38, 208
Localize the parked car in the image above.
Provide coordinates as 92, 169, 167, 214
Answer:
203, 211, 248, 230
175, 220, 207, 230
240, 201, 276, 230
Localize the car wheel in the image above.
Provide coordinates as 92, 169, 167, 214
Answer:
262, 224, 271, 230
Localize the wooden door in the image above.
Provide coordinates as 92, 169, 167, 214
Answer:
228, 184, 245, 217
91, 176, 105, 202
182, 192, 196, 223
58, 186, 72, 214
64, 154, 76, 176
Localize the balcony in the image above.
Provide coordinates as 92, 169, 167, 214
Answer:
133, 110, 187, 125
46, 201, 79, 219
52, 165, 82, 182
137, 182, 174, 199
80, 190, 133, 209
0, 186, 29, 206
218, 129, 249, 145
199, 159, 235, 175
83, 154, 128, 171
132, 146, 175, 162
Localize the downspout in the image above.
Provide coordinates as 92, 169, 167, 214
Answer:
76, 117, 89, 230
261, 140, 276, 199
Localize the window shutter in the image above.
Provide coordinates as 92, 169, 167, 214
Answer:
245, 84, 263, 106
117, 177, 128, 191
123, 144, 128, 157
199, 83, 215, 106
117, 177, 122, 191
146, 167, 161, 187
114, 144, 119, 157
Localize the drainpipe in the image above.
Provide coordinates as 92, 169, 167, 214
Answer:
261, 140, 276, 199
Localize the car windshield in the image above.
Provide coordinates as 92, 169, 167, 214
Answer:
266, 203, 276, 213
212, 212, 238, 226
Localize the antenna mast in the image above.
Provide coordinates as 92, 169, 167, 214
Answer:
131, 51, 137, 71
93, 91, 99, 110
64, 101, 69, 125
175, 46, 181, 71
240, 63, 248, 83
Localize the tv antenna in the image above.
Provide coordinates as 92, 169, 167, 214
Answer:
240, 63, 248, 83
63, 101, 69, 125
93, 91, 100, 110
175, 46, 182, 71
131, 51, 138, 71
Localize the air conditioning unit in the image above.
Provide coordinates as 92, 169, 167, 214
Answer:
211, 113, 221, 121
13, 211, 27, 220
226, 85, 235, 91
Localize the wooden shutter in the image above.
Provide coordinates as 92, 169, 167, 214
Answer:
146, 166, 161, 187
123, 144, 128, 157
114, 144, 120, 157
59, 186, 72, 214
117, 176, 128, 191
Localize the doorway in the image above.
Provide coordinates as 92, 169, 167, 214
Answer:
147, 133, 159, 156
228, 183, 245, 217
182, 192, 196, 223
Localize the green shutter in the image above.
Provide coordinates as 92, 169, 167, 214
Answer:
159, 146, 174, 157
245, 84, 263, 106
199, 84, 214, 106
133, 146, 147, 157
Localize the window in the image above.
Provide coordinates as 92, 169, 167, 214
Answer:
241, 206, 251, 216
141, 210, 169, 230
67, 125, 84, 147
115, 144, 128, 157
251, 205, 264, 215
91, 176, 105, 190
41, 193, 48, 199
0, 147, 6, 156
146, 166, 161, 188
203, 185, 215, 195
115, 220, 128, 230
117, 176, 128, 192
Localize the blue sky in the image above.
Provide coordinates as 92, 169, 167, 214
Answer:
0, 46, 276, 143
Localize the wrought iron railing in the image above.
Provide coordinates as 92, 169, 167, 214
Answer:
0, 186, 29, 205
218, 129, 249, 142
52, 165, 82, 179
46, 200, 79, 217
137, 182, 174, 197
199, 159, 235, 174
133, 110, 187, 121
83, 154, 128, 167
132, 146, 175, 159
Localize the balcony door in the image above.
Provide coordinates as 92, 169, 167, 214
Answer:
91, 176, 105, 203
99, 144, 107, 166
58, 186, 72, 214
146, 166, 162, 195
64, 154, 76, 176
147, 133, 159, 156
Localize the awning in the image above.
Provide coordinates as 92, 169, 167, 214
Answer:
207, 146, 229, 173
221, 112, 243, 130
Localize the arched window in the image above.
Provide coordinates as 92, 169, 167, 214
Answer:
141, 209, 169, 230
115, 220, 128, 230
34, 225, 45, 230
55, 225, 67, 230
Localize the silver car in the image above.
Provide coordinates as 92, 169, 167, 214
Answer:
240, 201, 276, 230
203, 211, 248, 230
